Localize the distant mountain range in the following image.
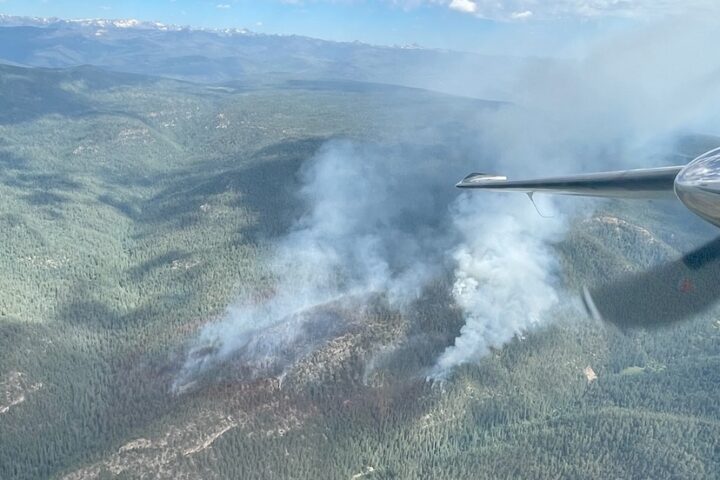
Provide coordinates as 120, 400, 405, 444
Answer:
0, 13, 257, 35
0, 14, 527, 99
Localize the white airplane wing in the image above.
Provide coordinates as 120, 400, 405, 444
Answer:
457, 166, 684, 198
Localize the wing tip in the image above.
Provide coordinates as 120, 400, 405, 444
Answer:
456, 172, 508, 188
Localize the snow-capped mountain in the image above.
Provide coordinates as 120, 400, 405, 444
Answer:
0, 13, 521, 99
0, 14, 161, 29
0, 14, 256, 35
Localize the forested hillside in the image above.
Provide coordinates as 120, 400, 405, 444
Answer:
0, 63, 719, 479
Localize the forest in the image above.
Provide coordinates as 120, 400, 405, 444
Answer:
0, 63, 719, 479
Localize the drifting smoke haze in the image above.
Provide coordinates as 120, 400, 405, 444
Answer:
174, 15, 720, 389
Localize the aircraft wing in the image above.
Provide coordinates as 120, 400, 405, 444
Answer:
457, 166, 684, 198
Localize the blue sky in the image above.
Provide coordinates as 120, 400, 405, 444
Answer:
0, 1, 711, 56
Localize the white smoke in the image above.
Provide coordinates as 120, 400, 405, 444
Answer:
173, 135, 566, 388
174, 15, 720, 389
432, 194, 563, 376
173, 141, 459, 389
427, 15, 720, 377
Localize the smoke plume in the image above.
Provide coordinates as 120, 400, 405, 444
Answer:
173, 141, 462, 388
432, 195, 563, 376
174, 15, 720, 389
173, 133, 565, 389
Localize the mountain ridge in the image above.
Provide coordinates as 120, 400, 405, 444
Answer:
0, 13, 526, 99
0, 13, 427, 48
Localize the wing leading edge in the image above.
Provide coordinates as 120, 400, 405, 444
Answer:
457, 166, 684, 199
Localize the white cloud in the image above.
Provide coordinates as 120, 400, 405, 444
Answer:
449, 0, 477, 13
510, 9, 533, 20
198, 0, 720, 22
392, 0, 720, 21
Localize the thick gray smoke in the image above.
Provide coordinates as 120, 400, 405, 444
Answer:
175, 15, 720, 388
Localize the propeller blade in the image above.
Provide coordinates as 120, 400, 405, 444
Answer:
582, 236, 720, 328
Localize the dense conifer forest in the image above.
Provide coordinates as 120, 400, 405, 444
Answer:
0, 64, 718, 479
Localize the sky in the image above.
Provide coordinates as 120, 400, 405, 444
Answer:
0, 1, 716, 56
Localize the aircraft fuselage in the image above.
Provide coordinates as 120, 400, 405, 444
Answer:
674, 147, 720, 228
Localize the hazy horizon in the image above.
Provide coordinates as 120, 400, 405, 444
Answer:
1, 0, 709, 58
